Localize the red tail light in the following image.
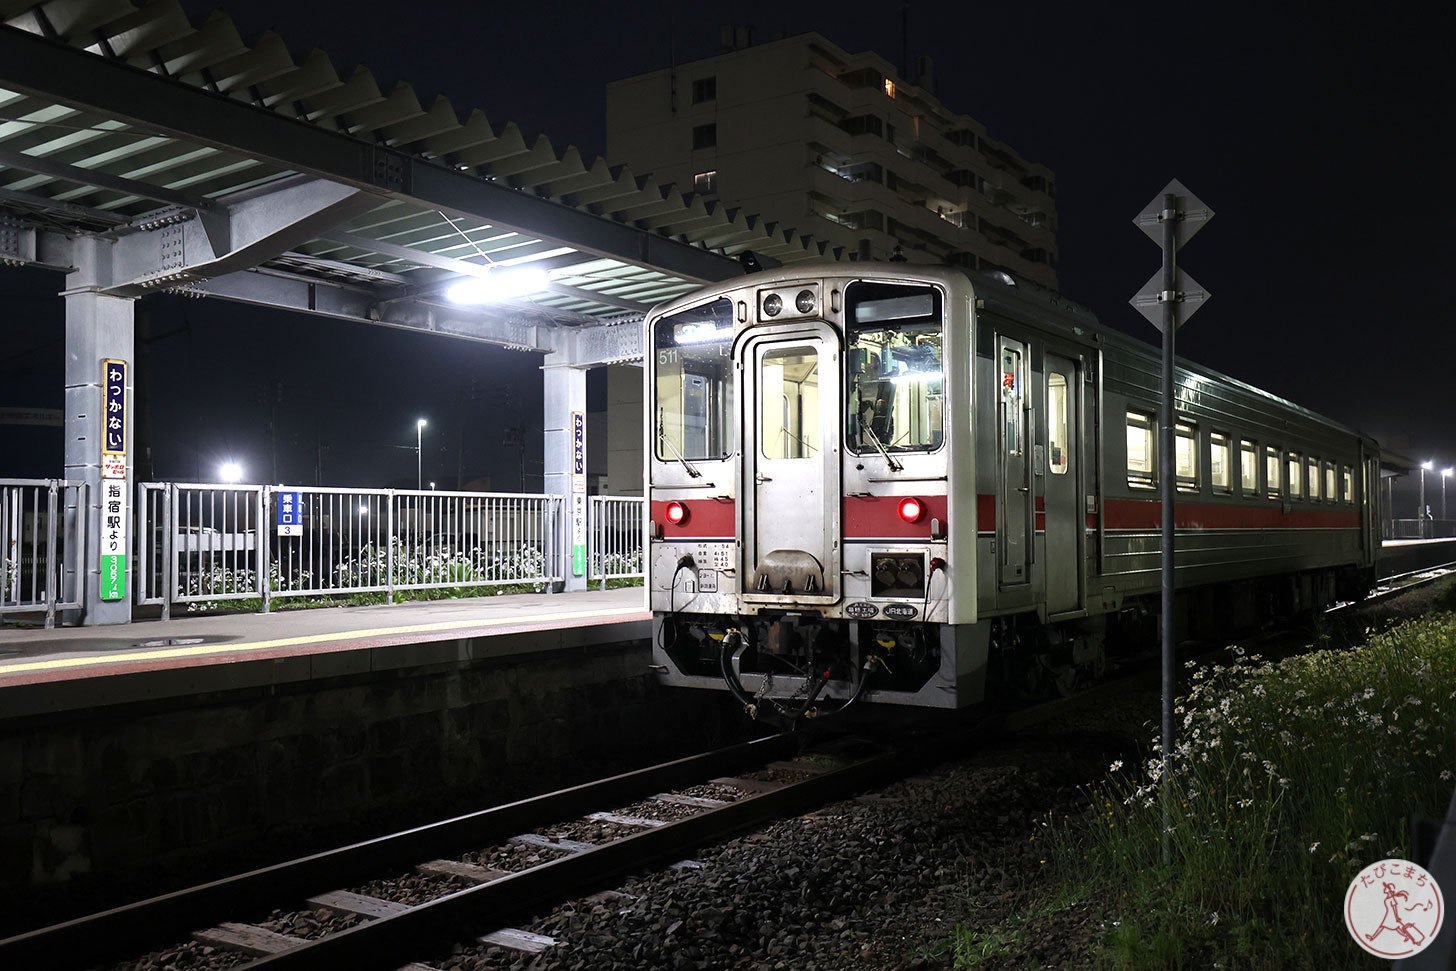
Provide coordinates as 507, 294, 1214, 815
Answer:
897, 497, 924, 523
665, 501, 688, 525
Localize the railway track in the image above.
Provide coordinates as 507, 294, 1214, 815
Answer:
2, 731, 947, 971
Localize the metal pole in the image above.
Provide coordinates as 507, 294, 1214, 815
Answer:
416, 425, 423, 492
1159, 191, 1178, 866
1420, 467, 1427, 538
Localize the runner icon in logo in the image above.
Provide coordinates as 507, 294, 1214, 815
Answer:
1345, 858, 1444, 958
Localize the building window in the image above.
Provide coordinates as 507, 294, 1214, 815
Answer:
1175, 421, 1198, 492
1240, 439, 1258, 495
1265, 446, 1282, 498
1210, 431, 1232, 492
1127, 410, 1154, 489
1288, 451, 1303, 498
883, 78, 896, 98
693, 170, 718, 194
691, 76, 716, 104
692, 123, 717, 150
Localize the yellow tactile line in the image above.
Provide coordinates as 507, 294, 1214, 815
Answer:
0, 606, 648, 677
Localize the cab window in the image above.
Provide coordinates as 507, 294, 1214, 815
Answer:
845, 283, 944, 454
652, 298, 734, 462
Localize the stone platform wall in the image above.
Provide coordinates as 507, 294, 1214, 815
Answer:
0, 640, 743, 934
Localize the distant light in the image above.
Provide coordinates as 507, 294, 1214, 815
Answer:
417, 417, 428, 430
358, 503, 369, 516
1445, 468, 1453, 478
1423, 460, 1435, 471
445, 268, 550, 304
219, 461, 243, 483
429, 481, 436, 490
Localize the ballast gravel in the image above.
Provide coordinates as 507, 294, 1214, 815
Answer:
423, 727, 1126, 971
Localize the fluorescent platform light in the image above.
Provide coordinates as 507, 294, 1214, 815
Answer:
445, 268, 550, 304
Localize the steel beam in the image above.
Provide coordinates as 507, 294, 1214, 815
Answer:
0, 26, 741, 284
95, 177, 373, 294
0, 144, 214, 211
194, 269, 550, 352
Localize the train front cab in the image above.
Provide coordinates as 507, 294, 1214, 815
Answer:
648, 269, 990, 713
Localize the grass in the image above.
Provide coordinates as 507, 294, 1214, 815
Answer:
1034, 611, 1456, 969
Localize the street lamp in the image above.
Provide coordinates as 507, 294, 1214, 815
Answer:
220, 461, 243, 483
416, 418, 428, 491
1421, 460, 1434, 538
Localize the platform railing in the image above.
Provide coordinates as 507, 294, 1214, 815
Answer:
588, 496, 644, 589
0, 478, 86, 628
1387, 518, 1456, 540
136, 483, 565, 613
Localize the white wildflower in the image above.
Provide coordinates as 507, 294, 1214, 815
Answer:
1309, 842, 1320, 853
1108, 759, 1124, 773
1441, 770, 1453, 782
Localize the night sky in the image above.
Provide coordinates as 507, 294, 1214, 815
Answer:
2, 2, 1449, 508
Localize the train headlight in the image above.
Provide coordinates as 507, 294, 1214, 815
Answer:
795, 289, 816, 314
762, 293, 783, 317
897, 497, 925, 523
665, 501, 689, 526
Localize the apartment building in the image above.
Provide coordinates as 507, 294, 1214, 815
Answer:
606, 31, 1058, 288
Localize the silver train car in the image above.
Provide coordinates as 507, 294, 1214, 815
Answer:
646, 264, 1379, 714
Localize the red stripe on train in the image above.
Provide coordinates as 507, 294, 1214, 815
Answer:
650, 499, 736, 538
976, 494, 1359, 532
1100, 497, 1362, 530
843, 494, 948, 538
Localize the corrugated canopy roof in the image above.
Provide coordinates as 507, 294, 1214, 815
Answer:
0, 0, 836, 333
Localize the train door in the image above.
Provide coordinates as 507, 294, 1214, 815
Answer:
1043, 352, 1081, 613
741, 325, 841, 600
997, 336, 1030, 587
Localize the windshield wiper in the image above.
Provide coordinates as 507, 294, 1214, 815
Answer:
859, 416, 903, 472
657, 408, 704, 479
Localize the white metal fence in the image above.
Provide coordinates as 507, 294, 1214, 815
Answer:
135, 484, 574, 617
589, 496, 645, 588
0, 478, 87, 628
2, 481, 643, 624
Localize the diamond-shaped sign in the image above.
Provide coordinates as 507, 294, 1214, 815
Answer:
1133, 179, 1214, 251
1129, 267, 1210, 332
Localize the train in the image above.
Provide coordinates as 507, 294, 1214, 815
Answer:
645, 263, 1381, 717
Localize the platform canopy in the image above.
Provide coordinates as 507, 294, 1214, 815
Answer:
0, 0, 836, 363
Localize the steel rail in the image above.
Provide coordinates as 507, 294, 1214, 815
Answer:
245, 736, 921, 970
0, 733, 797, 969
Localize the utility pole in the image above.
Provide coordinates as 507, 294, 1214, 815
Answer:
1131, 179, 1213, 866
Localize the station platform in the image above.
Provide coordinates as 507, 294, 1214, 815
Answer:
1379, 537, 1456, 576
0, 588, 649, 718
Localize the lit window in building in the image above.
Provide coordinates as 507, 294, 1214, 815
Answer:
883, 78, 896, 98
693, 170, 718, 194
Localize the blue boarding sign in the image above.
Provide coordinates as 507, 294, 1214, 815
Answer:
276, 490, 303, 537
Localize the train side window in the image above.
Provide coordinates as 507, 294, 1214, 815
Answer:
1175, 421, 1198, 492
1307, 458, 1321, 500
1288, 451, 1303, 498
1210, 431, 1232, 493
1325, 463, 1337, 502
1126, 409, 1155, 489
1342, 465, 1354, 503
1240, 439, 1259, 495
1047, 372, 1070, 475
1265, 446, 1282, 498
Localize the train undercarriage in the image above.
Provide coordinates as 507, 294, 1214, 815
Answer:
653, 563, 1375, 723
